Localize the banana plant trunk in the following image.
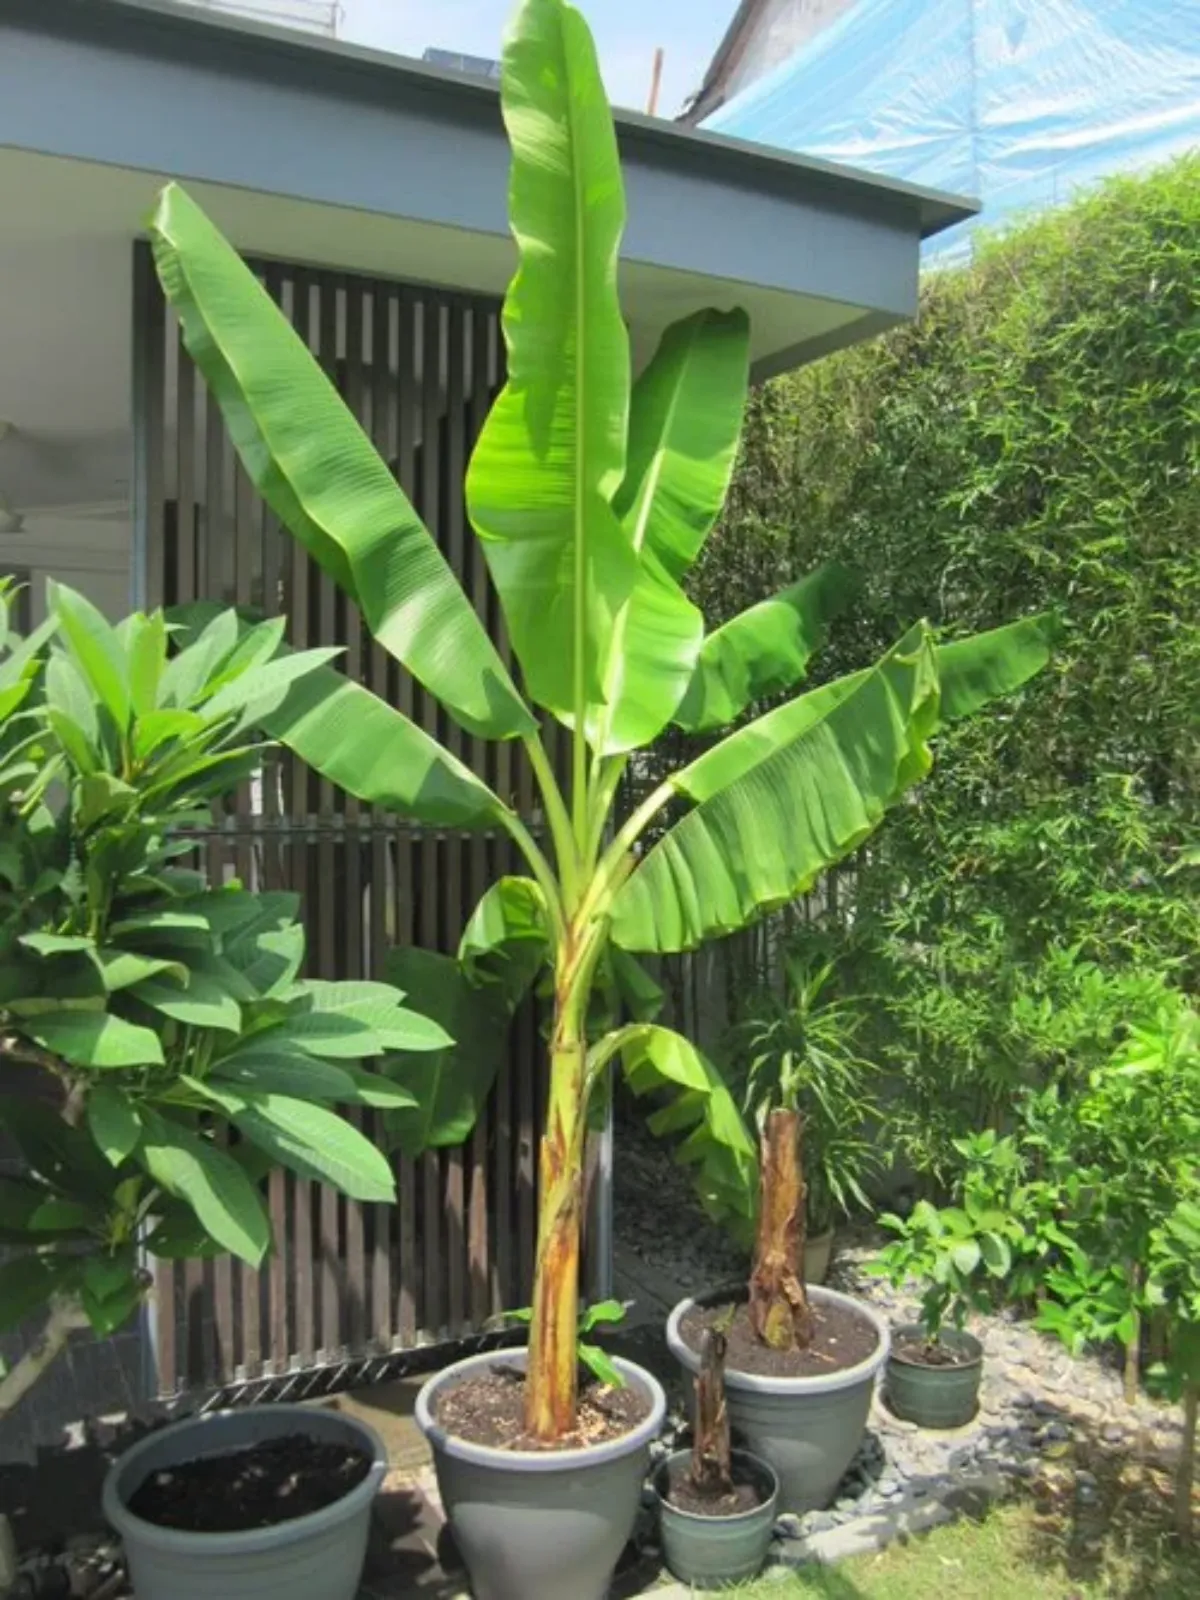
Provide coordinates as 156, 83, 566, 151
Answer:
524, 968, 589, 1441
691, 1328, 733, 1496
749, 1108, 813, 1351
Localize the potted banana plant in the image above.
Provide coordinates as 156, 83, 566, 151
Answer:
653, 1328, 779, 1588
147, 0, 1050, 1587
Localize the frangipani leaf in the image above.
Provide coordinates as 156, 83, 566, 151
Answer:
675, 563, 857, 733
466, 0, 637, 724
149, 183, 533, 742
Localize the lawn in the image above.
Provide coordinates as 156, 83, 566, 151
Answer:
728, 1495, 1200, 1599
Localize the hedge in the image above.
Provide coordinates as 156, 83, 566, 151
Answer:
686, 156, 1200, 1178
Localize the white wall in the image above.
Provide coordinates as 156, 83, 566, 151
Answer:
0, 507, 132, 624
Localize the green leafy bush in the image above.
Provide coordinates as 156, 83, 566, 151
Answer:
692, 156, 1200, 1174
0, 585, 446, 1416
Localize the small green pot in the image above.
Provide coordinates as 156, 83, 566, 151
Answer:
804, 1227, 834, 1285
654, 1449, 779, 1589
884, 1325, 984, 1429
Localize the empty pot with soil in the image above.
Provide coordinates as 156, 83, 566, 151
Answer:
415, 1348, 666, 1600
102, 1404, 387, 1600
884, 1325, 984, 1429
667, 1108, 889, 1512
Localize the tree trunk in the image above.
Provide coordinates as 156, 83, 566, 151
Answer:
1176, 1382, 1197, 1541
0, 1296, 90, 1422
749, 1107, 813, 1351
523, 1006, 587, 1443
690, 1328, 733, 1497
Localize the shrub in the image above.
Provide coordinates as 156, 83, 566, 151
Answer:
692, 157, 1200, 1174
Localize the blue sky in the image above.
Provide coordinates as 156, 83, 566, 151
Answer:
339, 0, 734, 116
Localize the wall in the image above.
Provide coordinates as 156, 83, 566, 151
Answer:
0, 508, 131, 625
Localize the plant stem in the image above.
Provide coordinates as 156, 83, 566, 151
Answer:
749, 1107, 813, 1351
1176, 1381, 1197, 1541
0, 1297, 91, 1422
524, 953, 591, 1441
690, 1327, 733, 1496
524, 733, 580, 908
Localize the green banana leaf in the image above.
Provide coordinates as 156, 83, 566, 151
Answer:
148, 183, 533, 743
465, 0, 637, 725
612, 615, 1052, 953
611, 627, 940, 952
588, 309, 750, 753
934, 615, 1055, 721
458, 876, 550, 1011
600, 1023, 757, 1230
674, 563, 857, 733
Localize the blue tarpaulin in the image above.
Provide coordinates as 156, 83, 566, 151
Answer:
704, 0, 1200, 263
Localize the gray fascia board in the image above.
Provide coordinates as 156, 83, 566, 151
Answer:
0, 0, 977, 253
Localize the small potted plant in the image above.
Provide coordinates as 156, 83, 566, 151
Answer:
730, 954, 882, 1283
871, 1185, 1017, 1429
653, 1328, 778, 1589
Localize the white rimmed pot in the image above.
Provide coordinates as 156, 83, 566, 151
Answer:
666, 1285, 889, 1513
416, 1348, 665, 1600
102, 1404, 387, 1600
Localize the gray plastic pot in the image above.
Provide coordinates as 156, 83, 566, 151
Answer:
416, 1347, 665, 1600
667, 1285, 889, 1514
654, 1449, 778, 1589
885, 1325, 984, 1429
804, 1227, 834, 1286
103, 1404, 387, 1600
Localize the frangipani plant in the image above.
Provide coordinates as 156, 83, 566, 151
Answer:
148, 0, 1049, 1442
0, 584, 447, 1419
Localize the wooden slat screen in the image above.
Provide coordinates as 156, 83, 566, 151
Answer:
135, 245, 560, 1395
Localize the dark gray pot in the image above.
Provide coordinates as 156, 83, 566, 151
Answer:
415, 1348, 665, 1600
804, 1227, 834, 1286
654, 1449, 778, 1589
885, 1325, 984, 1429
102, 1404, 387, 1600
667, 1285, 889, 1514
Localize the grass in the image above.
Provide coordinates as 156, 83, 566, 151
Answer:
725, 1484, 1200, 1600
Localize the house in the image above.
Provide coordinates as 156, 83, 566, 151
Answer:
684, 0, 858, 124
697, 0, 1200, 264
0, 0, 970, 1455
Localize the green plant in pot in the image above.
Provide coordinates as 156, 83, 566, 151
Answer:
144, 0, 1049, 1581
0, 585, 448, 1600
872, 1140, 1022, 1429
653, 1328, 779, 1589
731, 953, 882, 1284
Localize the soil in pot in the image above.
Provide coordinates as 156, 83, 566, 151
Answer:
679, 1298, 879, 1380
660, 1453, 771, 1518
126, 1434, 371, 1534
434, 1362, 652, 1451
891, 1333, 975, 1368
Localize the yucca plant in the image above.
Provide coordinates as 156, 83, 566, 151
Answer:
146, 0, 1049, 1442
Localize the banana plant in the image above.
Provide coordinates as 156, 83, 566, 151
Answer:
147, 0, 1050, 1442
